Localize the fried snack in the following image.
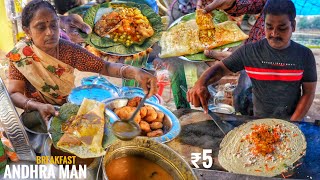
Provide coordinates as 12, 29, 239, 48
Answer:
140, 106, 147, 119
150, 122, 163, 130
127, 97, 142, 107
114, 106, 141, 124
94, 11, 121, 37
94, 7, 154, 46
144, 105, 158, 123
153, 111, 164, 123
140, 121, 151, 133
147, 129, 164, 137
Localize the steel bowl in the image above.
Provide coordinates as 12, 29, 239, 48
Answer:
208, 103, 235, 114
119, 86, 161, 104
103, 97, 181, 143
102, 137, 197, 180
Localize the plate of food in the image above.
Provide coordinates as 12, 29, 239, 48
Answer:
218, 118, 306, 177
80, 1, 163, 56
48, 99, 119, 158
103, 97, 181, 143
159, 10, 247, 62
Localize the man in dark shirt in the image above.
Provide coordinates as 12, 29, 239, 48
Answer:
197, 0, 267, 115
187, 0, 317, 121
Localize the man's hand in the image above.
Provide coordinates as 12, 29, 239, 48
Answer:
197, 0, 236, 13
187, 83, 211, 113
60, 14, 92, 43
37, 104, 59, 124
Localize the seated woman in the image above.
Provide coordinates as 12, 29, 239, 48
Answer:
6, 0, 157, 123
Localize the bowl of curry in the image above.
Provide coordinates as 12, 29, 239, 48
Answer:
102, 137, 197, 180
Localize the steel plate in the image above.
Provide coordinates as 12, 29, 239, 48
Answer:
67, 84, 119, 105
208, 103, 235, 115
120, 86, 160, 104
81, 76, 120, 92
103, 97, 181, 143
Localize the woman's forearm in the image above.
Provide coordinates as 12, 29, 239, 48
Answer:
10, 92, 43, 112
100, 62, 140, 80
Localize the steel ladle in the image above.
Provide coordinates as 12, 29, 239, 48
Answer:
111, 93, 148, 140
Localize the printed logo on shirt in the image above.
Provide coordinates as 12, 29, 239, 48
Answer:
261, 61, 296, 67
245, 66, 303, 81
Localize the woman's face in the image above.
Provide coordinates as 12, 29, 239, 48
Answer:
24, 7, 60, 52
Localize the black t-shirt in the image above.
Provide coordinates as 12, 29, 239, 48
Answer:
223, 39, 317, 119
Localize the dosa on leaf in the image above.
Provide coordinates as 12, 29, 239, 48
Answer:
57, 98, 105, 158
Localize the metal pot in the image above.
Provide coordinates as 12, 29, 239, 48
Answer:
20, 111, 48, 154
103, 137, 197, 180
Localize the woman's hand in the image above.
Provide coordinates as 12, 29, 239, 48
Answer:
197, 0, 236, 13
187, 83, 211, 113
37, 104, 59, 124
134, 69, 158, 98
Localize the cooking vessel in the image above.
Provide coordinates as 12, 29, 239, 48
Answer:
102, 137, 197, 180
20, 111, 48, 154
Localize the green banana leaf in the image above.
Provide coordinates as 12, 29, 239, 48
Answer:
81, 1, 163, 55
184, 41, 242, 61
67, 5, 92, 17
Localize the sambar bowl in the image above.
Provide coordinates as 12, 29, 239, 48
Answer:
103, 137, 197, 180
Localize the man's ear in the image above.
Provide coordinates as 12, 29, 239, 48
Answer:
291, 20, 296, 32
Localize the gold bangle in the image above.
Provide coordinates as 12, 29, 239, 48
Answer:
120, 65, 130, 79
23, 99, 33, 113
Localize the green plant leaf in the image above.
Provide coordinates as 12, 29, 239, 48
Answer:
213, 10, 228, 24
83, 4, 101, 28
90, 33, 120, 48
184, 41, 242, 61
47, 65, 56, 73
67, 5, 92, 17
181, 13, 195, 22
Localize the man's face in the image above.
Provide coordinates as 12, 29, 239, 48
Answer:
264, 14, 295, 50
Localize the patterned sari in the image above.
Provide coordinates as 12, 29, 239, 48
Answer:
7, 40, 75, 105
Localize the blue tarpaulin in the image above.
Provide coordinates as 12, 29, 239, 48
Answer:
292, 0, 320, 15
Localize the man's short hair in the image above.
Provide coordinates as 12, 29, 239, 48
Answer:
263, 0, 296, 22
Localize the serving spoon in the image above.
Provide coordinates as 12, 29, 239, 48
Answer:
111, 93, 148, 140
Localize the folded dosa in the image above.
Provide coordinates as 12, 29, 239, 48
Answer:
57, 98, 105, 158
159, 19, 248, 58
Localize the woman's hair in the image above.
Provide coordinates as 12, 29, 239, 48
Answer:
22, 0, 57, 28
263, 0, 296, 23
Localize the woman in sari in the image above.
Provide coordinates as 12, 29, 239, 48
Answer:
6, 0, 157, 123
